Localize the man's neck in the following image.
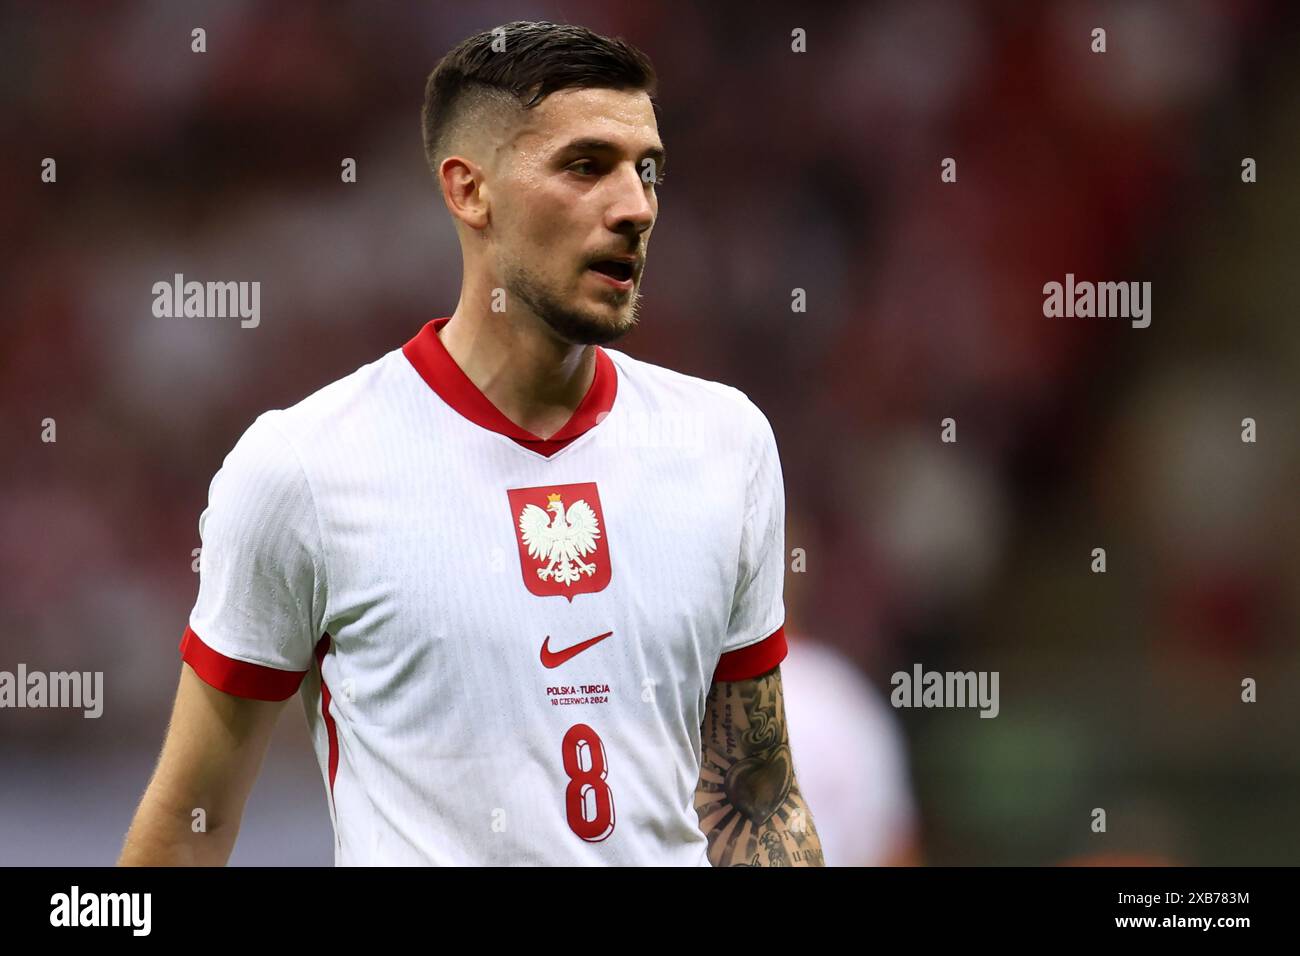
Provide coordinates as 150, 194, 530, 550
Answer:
437, 306, 596, 441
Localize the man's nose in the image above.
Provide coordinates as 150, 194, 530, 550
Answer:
605, 164, 655, 234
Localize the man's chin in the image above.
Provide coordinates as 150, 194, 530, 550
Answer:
539, 303, 638, 346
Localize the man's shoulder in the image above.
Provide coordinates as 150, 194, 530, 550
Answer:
269, 346, 412, 438
603, 346, 772, 436
218, 345, 412, 483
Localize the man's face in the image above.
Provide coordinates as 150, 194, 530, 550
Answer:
490, 87, 663, 346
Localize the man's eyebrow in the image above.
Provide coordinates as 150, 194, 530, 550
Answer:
556, 137, 668, 174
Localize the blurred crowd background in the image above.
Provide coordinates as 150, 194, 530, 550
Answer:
2, 0, 1298, 865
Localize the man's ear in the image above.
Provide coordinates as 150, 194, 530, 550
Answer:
440, 155, 491, 230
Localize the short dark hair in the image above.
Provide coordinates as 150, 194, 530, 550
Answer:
421, 20, 658, 174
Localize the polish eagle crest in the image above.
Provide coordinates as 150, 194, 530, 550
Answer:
517, 492, 602, 587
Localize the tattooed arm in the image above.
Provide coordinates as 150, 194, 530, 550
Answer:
695, 664, 824, 866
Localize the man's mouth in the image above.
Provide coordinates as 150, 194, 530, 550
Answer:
586, 258, 637, 283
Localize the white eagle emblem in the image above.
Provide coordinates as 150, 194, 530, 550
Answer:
518, 494, 602, 587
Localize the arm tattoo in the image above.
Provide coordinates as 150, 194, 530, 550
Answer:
695, 665, 824, 866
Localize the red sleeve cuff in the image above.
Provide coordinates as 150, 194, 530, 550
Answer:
179, 625, 308, 701
713, 625, 787, 682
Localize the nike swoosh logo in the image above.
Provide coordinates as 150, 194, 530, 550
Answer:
540, 631, 613, 669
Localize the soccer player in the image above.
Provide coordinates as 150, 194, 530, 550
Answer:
120, 20, 822, 866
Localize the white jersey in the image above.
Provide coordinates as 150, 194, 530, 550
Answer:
181, 316, 788, 865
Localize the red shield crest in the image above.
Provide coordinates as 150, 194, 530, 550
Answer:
507, 482, 612, 602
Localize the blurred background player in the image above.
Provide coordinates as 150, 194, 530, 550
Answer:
780, 512, 921, 866
782, 632, 921, 866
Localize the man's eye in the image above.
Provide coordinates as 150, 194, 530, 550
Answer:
568, 160, 597, 175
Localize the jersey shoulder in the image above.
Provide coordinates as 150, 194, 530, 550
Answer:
602, 346, 773, 439
262, 346, 412, 443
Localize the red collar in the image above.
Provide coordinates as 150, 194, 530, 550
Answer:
402, 317, 618, 457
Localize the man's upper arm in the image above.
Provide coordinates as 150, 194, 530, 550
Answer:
118, 663, 289, 865
695, 664, 819, 866
699, 664, 791, 805
151, 662, 290, 820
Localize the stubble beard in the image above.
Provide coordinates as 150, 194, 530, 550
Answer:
503, 260, 641, 347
